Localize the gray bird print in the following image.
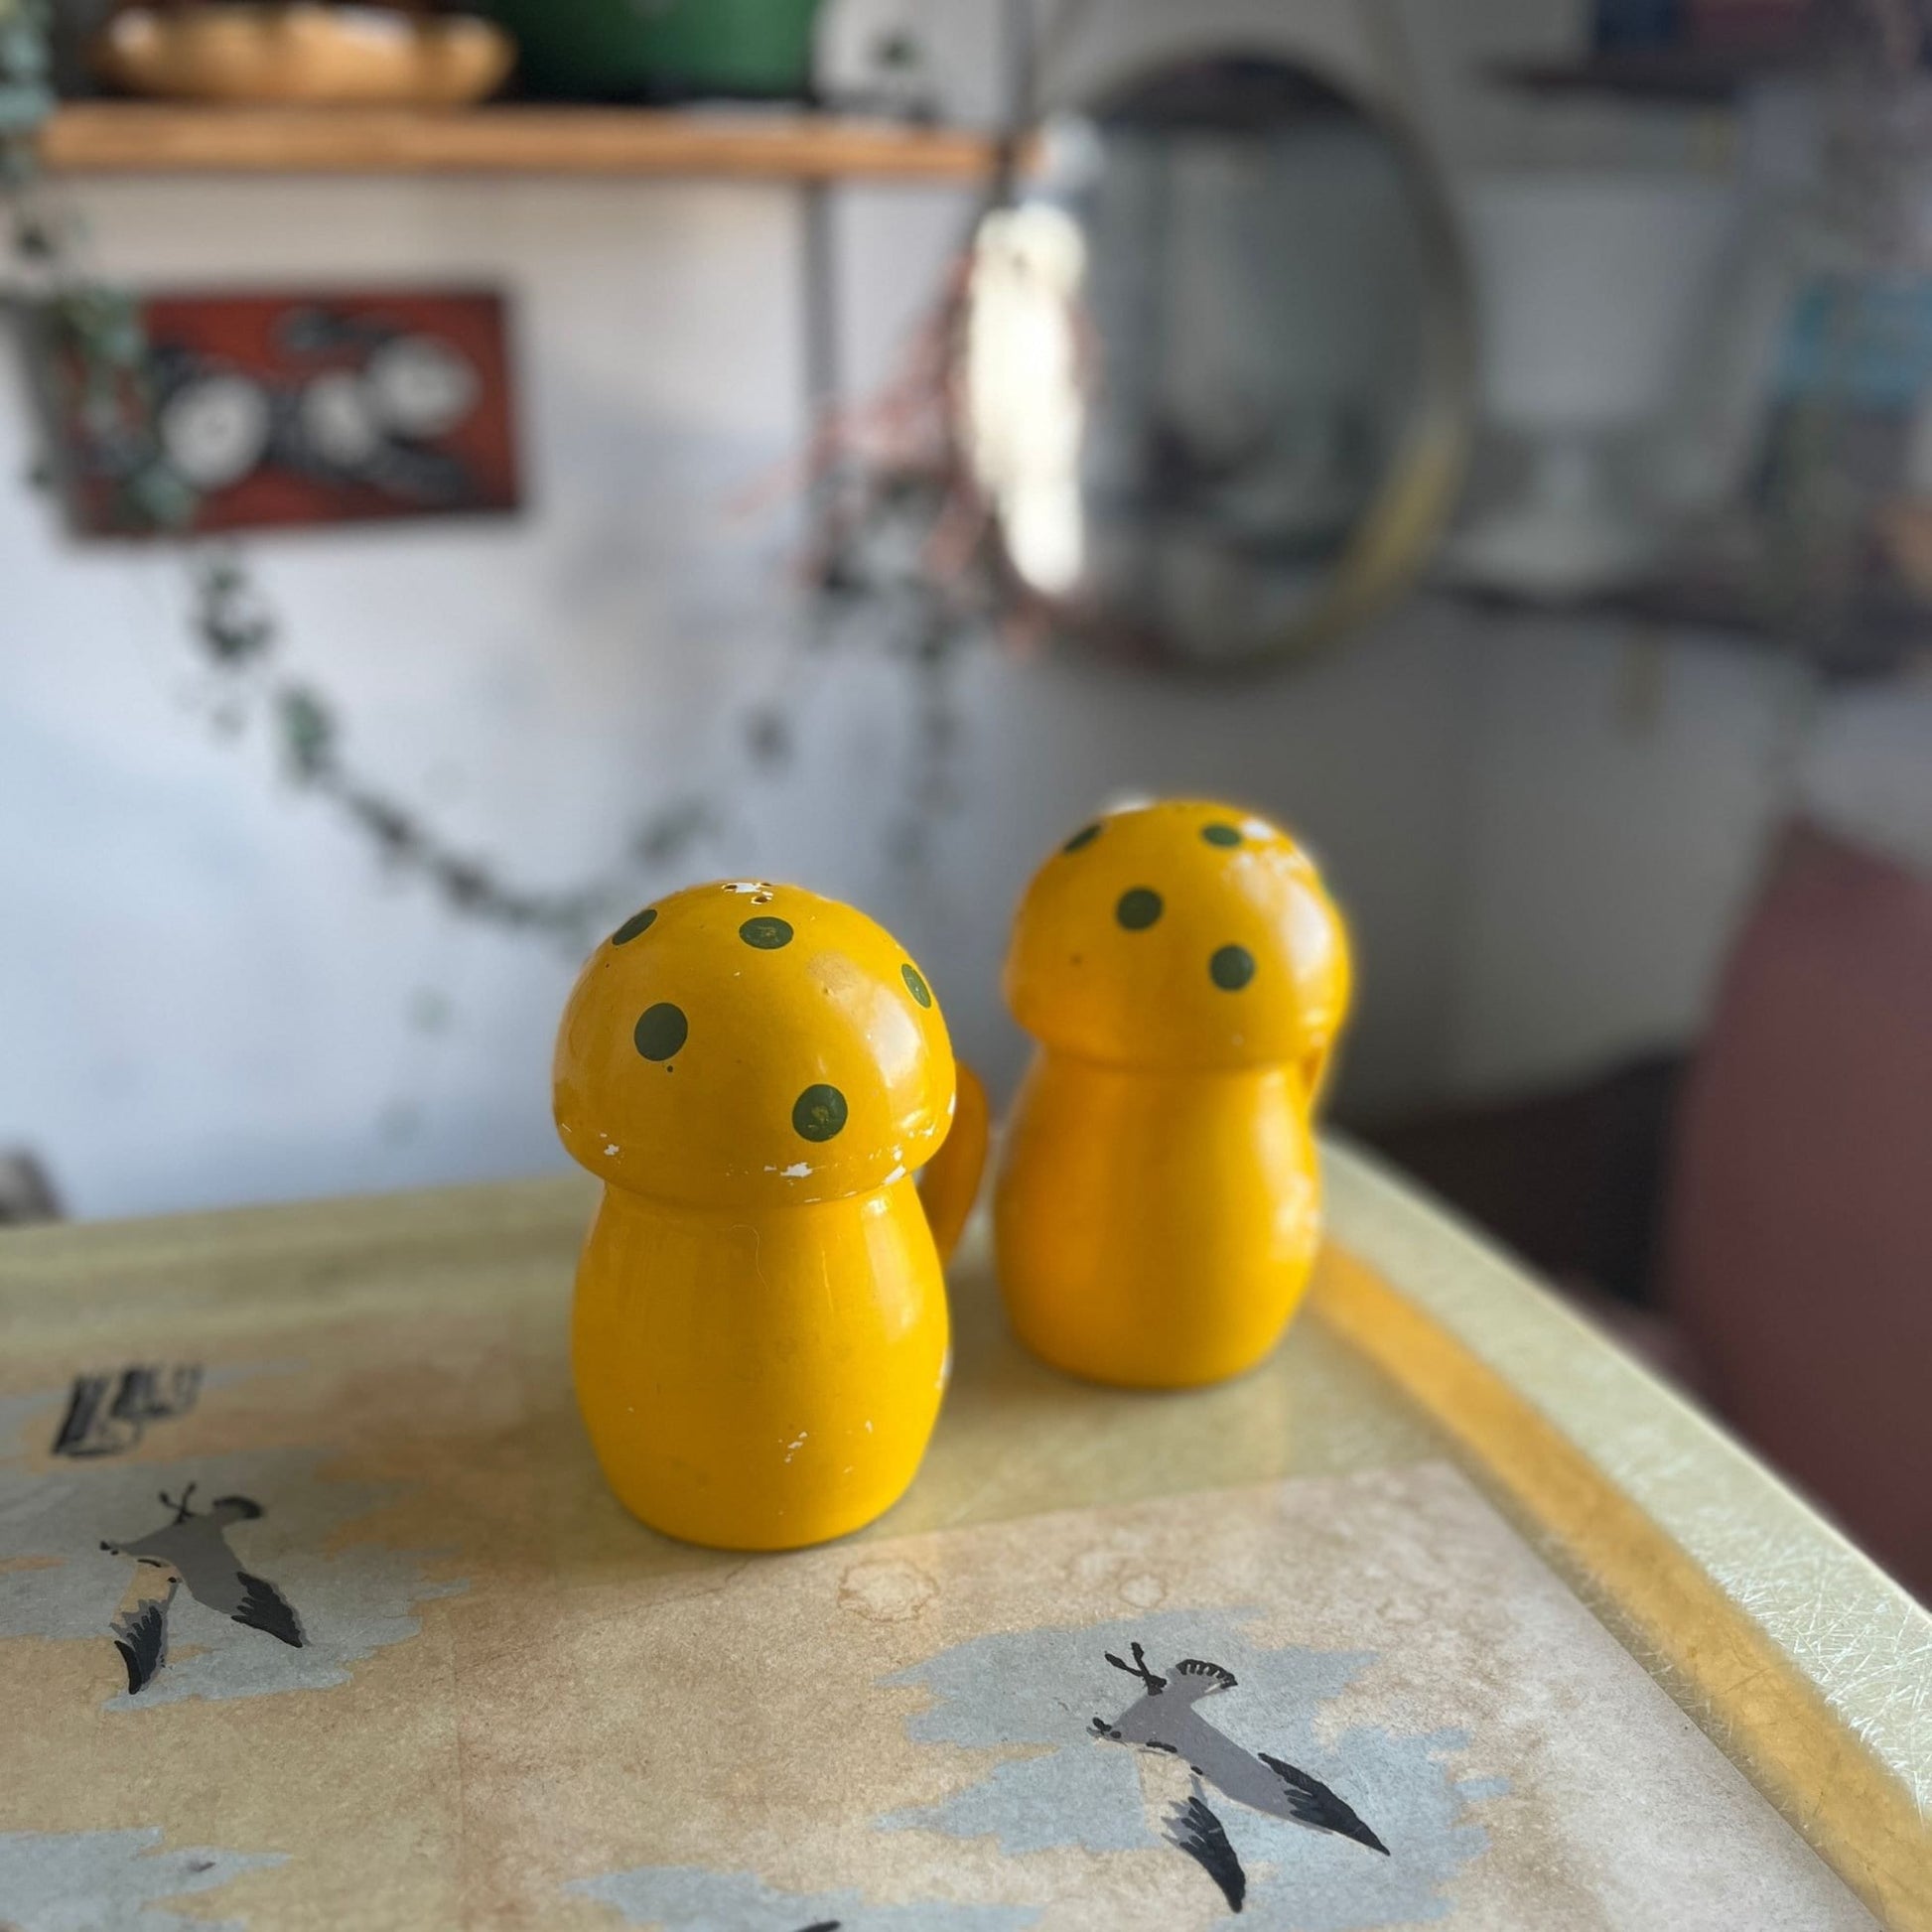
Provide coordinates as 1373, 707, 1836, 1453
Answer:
1090, 1641, 1387, 1914
99, 1483, 305, 1694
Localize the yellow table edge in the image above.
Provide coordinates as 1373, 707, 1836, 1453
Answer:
1317, 1137, 1931, 1926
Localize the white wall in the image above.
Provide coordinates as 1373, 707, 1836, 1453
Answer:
1437, 614, 1802, 1096
0, 166, 1484, 1218
0, 178, 815, 1216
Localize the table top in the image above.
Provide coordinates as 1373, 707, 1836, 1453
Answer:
1, 1143, 1925, 1930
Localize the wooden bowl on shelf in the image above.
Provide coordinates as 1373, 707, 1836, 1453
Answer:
91, 3, 514, 106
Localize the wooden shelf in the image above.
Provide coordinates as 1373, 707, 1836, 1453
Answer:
37, 101, 1008, 182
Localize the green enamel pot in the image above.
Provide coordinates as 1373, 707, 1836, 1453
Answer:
485, 0, 825, 103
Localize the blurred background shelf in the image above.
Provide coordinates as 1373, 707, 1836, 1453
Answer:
35, 101, 1009, 181
1442, 572, 1930, 681
1490, 48, 1810, 101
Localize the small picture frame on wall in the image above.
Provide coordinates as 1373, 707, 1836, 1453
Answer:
44, 286, 521, 537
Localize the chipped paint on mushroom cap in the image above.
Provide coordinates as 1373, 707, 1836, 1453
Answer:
1005, 798, 1352, 1071
554, 880, 956, 1206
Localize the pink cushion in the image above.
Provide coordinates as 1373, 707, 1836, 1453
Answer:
1665, 820, 1932, 1599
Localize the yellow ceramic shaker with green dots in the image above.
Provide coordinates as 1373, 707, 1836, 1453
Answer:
994, 801, 1352, 1389
554, 881, 988, 1550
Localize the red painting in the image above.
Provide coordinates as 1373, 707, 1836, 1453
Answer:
56, 288, 520, 536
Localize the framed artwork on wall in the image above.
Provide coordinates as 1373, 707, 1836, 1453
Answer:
48, 287, 521, 537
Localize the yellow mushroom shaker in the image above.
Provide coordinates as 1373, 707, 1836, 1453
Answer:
553, 881, 989, 1551
994, 801, 1352, 1388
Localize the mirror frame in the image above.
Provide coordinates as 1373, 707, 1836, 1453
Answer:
997, 51, 1478, 674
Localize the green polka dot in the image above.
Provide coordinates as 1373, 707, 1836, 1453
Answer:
1116, 888, 1164, 931
612, 906, 657, 945
633, 1002, 688, 1060
1210, 944, 1256, 991
901, 963, 932, 1008
739, 915, 793, 950
1062, 823, 1102, 853
1201, 823, 1243, 848
792, 1083, 848, 1142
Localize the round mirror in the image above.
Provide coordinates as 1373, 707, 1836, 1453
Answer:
965, 56, 1474, 671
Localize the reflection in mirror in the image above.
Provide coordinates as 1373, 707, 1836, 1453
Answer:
966, 57, 1472, 671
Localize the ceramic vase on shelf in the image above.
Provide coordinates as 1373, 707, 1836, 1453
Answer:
1446, 171, 1738, 602
481, 0, 824, 103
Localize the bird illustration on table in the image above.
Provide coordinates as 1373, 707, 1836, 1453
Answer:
98, 1482, 305, 1694
1091, 1640, 1388, 1914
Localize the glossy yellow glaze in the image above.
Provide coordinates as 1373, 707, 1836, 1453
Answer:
554, 880, 987, 1549
995, 801, 1351, 1387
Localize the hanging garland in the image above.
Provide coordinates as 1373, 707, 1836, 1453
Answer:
0, 2, 759, 949
0, 4, 1012, 943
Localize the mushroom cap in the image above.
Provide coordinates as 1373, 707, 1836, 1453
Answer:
554, 880, 957, 1208
1005, 800, 1352, 1072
